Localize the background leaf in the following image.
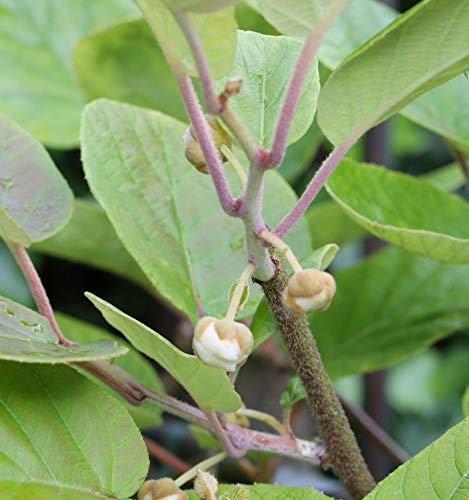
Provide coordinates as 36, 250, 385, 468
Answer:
0, 296, 127, 363
327, 160, 469, 264
317, 0, 469, 145
0, 114, 73, 246
167, 0, 239, 13
136, 0, 237, 78
57, 313, 164, 428
252, 247, 469, 378
256, 0, 349, 37
81, 99, 311, 321
0, 0, 137, 147
463, 387, 469, 418
0, 361, 148, 498
73, 18, 186, 122
219, 30, 320, 148
87, 293, 242, 412
365, 418, 469, 499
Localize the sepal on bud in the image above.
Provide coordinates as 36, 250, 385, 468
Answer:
283, 268, 336, 314
183, 116, 231, 174
138, 478, 188, 500
194, 469, 218, 500
193, 316, 253, 372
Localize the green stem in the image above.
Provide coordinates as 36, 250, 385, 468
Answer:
174, 452, 227, 488
258, 258, 375, 499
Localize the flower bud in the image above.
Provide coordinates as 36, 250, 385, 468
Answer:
193, 317, 253, 372
183, 116, 231, 174
283, 268, 336, 314
138, 478, 188, 500
194, 469, 218, 500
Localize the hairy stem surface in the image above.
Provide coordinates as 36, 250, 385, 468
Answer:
259, 259, 375, 499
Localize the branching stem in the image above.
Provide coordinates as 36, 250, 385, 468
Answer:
236, 408, 287, 435
259, 230, 302, 273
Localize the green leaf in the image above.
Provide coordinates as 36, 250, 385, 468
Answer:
33, 199, 150, 290
318, 0, 469, 146
300, 243, 338, 270
463, 387, 469, 418
136, 0, 237, 78
81, 99, 311, 321
0, 361, 148, 498
307, 200, 366, 247
365, 418, 469, 499
73, 18, 187, 122
56, 313, 164, 429
252, 247, 469, 378
167, 0, 239, 12
326, 160, 469, 264
0, 114, 73, 246
279, 376, 306, 409
256, 0, 349, 37
87, 293, 242, 412
188, 483, 332, 499
0, 481, 122, 500
0, 0, 137, 148
218, 30, 320, 147
423, 163, 466, 192
0, 296, 127, 363
402, 75, 469, 153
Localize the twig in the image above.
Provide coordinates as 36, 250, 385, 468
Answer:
7, 242, 73, 346
204, 409, 244, 458
143, 437, 191, 474
174, 452, 227, 487
258, 229, 302, 273
340, 397, 410, 466
274, 138, 355, 237
173, 68, 238, 216
236, 408, 287, 435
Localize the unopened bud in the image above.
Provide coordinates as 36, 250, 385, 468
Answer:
193, 317, 253, 372
283, 269, 336, 314
138, 478, 188, 500
183, 116, 231, 174
194, 469, 218, 500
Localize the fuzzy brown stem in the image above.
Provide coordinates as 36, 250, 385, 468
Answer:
259, 259, 375, 499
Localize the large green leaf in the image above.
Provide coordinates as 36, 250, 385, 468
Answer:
167, 0, 239, 12
87, 293, 242, 412
365, 418, 469, 499
136, 0, 237, 78
0, 481, 118, 500
256, 0, 349, 37
33, 199, 150, 290
318, 0, 469, 146
56, 313, 164, 429
0, 0, 137, 148
0, 114, 73, 246
73, 18, 186, 122
188, 483, 331, 499
81, 99, 311, 321
0, 361, 148, 498
252, 247, 469, 378
0, 296, 127, 362
219, 30, 320, 148
327, 160, 469, 264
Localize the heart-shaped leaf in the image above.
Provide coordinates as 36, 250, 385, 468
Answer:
218, 30, 320, 148
136, 0, 237, 78
0, 0, 137, 147
0, 296, 127, 363
56, 313, 164, 429
0, 114, 73, 246
327, 159, 469, 264
0, 361, 148, 498
318, 0, 469, 146
81, 99, 311, 322
87, 293, 242, 412
252, 247, 469, 378
365, 418, 469, 499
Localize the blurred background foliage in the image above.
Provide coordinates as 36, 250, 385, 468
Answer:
1, 0, 468, 494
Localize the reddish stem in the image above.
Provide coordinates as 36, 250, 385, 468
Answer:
143, 437, 191, 474
7, 242, 73, 346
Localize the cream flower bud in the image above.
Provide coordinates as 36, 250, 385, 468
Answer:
283, 268, 336, 314
138, 478, 188, 500
193, 317, 253, 372
183, 116, 231, 174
